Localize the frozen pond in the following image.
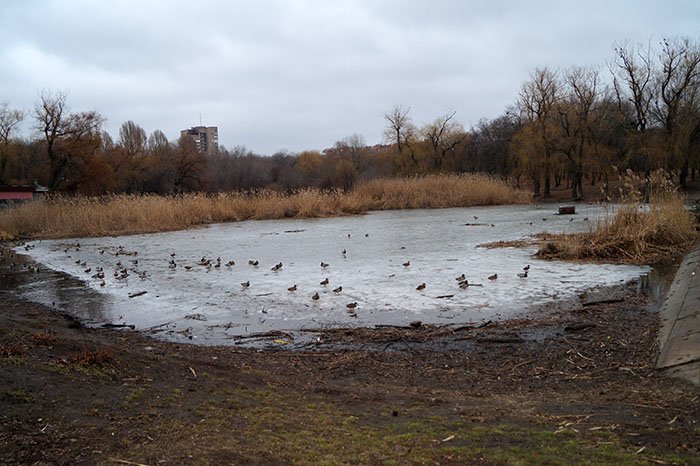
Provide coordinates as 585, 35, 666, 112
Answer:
13, 204, 649, 344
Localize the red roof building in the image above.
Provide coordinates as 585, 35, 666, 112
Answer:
0, 184, 48, 201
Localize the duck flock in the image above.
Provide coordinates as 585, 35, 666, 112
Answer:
12, 205, 648, 337
50, 239, 534, 321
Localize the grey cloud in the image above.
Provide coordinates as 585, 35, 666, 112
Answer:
1, 0, 698, 154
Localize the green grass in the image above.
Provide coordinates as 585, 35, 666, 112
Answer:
112, 385, 689, 466
2, 388, 34, 403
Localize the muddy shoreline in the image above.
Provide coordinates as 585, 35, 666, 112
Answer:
2, 254, 699, 464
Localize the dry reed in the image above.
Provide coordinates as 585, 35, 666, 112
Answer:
536, 191, 698, 264
0, 174, 531, 240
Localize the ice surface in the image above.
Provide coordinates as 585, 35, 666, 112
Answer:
17, 204, 649, 344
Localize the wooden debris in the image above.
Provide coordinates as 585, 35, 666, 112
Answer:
101, 323, 136, 330
564, 322, 597, 332
582, 298, 624, 307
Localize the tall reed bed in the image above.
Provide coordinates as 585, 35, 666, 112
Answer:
0, 174, 530, 239
536, 191, 697, 264
353, 174, 532, 210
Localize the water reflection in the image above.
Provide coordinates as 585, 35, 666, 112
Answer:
0, 250, 112, 324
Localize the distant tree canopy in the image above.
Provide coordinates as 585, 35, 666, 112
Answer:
1, 37, 698, 197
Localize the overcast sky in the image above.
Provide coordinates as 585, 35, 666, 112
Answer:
1, 1, 698, 155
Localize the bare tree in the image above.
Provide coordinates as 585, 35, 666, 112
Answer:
383, 105, 418, 169
173, 135, 206, 192
652, 37, 700, 187
422, 111, 467, 171
611, 41, 654, 133
112, 120, 148, 192
333, 133, 366, 169
518, 68, 560, 196
0, 103, 24, 183
556, 67, 603, 199
34, 90, 103, 189
118, 120, 147, 158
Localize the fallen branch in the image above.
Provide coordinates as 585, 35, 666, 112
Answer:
476, 336, 524, 344
582, 298, 624, 307
564, 322, 597, 332
101, 323, 136, 330
452, 320, 492, 332
108, 458, 150, 466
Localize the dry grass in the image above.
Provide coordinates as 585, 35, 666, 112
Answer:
478, 239, 536, 249
0, 174, 530, 239
353, 174, 532, 210
536, 192, 698, 264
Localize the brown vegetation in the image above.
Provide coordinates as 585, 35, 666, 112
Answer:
0, 174, 530, 239
536, 191, 697, 264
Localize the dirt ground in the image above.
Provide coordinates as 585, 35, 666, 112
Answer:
1, 266, 699, 465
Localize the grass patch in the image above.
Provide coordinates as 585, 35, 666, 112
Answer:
0, 174, 530, 239
2, 388, 34, 403
117, 386, 688, 465
124, 387, 146, 405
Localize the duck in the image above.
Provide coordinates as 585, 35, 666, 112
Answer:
455, 273, 466, 282
416, 283, 426, 291
523, 264, 530, 271
333, 286, 342, 293
312, 292, 320, 301
320, 278, 329, 286
346, 302, 357, 309
287, 284, 297, 292
517, 271, 528, 279
402, 261, 410, 267
225, 260, 235, 267
459, 281, 469, 289
320, 261, 329, 268
488, 273, 498, 280
248, 260, 259, 266
241, 281, 250, 288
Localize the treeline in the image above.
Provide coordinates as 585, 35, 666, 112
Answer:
1, 37, 698, 199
